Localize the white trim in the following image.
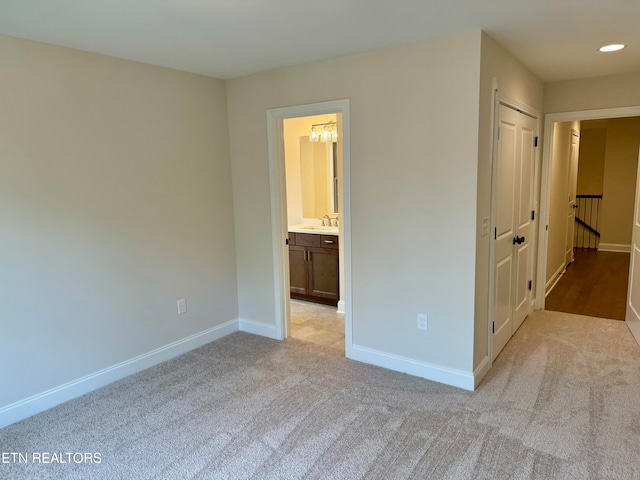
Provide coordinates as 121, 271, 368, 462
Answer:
598, 243, 631, 253
266, 99, 352, 357
337, 300, 345, 314
545, 263, 566, 296
545, 106, 640, 124
498, 93, 540, 119
486, 83, 499, 368
350, 344, 475, 391
266, 110, 288, 341
473, 356, 491, 389
238, 318, 279, 339
537, 105, 640, 310
0, 319, 239, 429
626, 315, 640, 345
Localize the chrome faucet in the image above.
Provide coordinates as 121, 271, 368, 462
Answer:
321, 214, 331, 226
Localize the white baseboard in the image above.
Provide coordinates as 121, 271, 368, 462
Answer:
545, 263, 565, 296
473, 356, 491, 389
239, 318, 280, 340
598, 243, 631, 253
337, 300, 345, 314
0, 319, 239, 429
349, 344, 475, 391
626, 311, 640, 345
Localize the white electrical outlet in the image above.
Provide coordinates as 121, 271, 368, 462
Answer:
177, 298, 187, 315
417, 313, 427, 331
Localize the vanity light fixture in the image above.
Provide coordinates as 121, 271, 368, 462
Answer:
310, 126, 319, 141
599, 44, 626, 52
309, 122, 338, 142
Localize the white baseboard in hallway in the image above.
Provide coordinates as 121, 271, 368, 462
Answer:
598, 243, 631, 253
0, 319, 239, 429
545, 263, 565, 296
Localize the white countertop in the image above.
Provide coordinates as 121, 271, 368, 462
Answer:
288, 224, 339, 235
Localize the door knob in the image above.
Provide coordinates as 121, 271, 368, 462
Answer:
513, 236, 525, 245
573, 205, 579, 209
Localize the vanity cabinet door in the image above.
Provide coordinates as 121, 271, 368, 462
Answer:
307, 247, 339, 301
289, 246, 309, 295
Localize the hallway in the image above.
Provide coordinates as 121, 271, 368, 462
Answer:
545, 249, 630, 320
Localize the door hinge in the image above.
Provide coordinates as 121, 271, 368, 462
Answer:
494, 227, 497, 240
285, 238, 289, 245
492, 322, 495, 334
528, 280, 532, 291
531, 210, 535, 221
534, 136, 539, 147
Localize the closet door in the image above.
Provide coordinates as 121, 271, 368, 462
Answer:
493, 104, 537, 361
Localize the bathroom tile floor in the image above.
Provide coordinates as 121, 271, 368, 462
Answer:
290, 299, 345, 353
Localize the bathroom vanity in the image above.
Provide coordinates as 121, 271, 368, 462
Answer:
288, 227, 339, 306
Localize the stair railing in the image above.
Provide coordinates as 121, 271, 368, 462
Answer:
574, 194, 602, 249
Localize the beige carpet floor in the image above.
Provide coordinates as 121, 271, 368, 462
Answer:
1, 310, 640, 479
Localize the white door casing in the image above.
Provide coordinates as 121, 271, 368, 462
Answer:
625, 148, 640, 343
536, 106, 640, 311
492, 103, 537, 361
566, 131, 580, 266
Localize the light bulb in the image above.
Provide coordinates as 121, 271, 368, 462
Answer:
599, 44, 626, 52
322, 127, 330, 141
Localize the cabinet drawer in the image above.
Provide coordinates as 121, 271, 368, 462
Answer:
320, 235, 338, 249
288, 232, 296, 246
294, 233, 321, 247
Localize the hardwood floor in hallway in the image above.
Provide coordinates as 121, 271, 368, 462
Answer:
545, 249, 630, 320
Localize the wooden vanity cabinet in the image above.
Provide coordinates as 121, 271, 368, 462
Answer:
289, 233, 339, 306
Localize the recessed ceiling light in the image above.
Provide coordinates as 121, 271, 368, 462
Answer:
599, 44, 626, 52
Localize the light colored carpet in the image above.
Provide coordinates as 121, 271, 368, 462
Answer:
2, 310, 640, 479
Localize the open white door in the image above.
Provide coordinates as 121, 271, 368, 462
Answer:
565, 131, 579, 266
625, 148, 640, 343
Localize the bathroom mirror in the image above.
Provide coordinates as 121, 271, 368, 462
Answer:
300, 138, 338, 218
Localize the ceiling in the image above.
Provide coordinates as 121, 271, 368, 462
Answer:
0, 0, 638, 82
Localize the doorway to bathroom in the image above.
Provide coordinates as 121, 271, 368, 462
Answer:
284, 113, 343, 351
266, 100, 352, 357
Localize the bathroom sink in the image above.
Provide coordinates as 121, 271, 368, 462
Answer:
300, 225, 336, 231
288, 224, 339, 234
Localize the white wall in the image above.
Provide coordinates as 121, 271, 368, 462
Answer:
598, 117, 640, 246
475, 33, 544, 370
576, 126, 606, 195
227, 31, 482, 377
0, 36, 238, 411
